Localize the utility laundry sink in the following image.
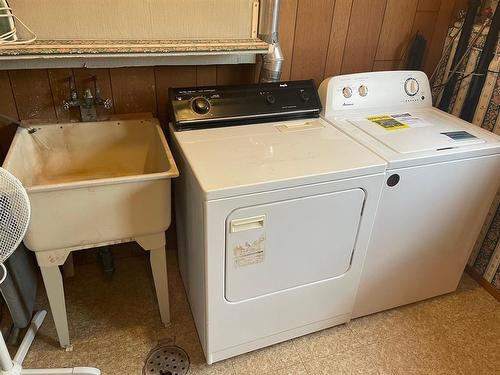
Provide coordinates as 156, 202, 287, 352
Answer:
4, 118, 178, 251
3, 118, 178, 350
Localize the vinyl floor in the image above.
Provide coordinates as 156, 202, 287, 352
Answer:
19, 246, 499, 375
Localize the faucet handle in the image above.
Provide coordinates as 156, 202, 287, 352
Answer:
62, 100, 72, 111
103, 98, 113, 110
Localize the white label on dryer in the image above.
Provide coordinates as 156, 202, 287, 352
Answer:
233, 236, 265, 267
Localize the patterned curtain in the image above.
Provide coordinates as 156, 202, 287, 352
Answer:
432, 14, 500, 290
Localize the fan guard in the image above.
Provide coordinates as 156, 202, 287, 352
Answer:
0, 167, 30, 264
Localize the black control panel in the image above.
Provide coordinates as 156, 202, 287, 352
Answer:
168, 80, 321, 131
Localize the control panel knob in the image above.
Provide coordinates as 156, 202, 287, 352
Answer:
404, 78, 419, 96
299, 91, 311, 102
192, 97, 211, 114
342, 87, 352, 98
358, 85, 368, 97
266, 94, 276, 104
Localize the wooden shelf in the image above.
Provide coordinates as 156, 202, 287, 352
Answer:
0, 38, 270, 69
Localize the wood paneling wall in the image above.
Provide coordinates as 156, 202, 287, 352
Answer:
282, 0, 466, 82
0, 65, 258, 126
0, 0, 465, 126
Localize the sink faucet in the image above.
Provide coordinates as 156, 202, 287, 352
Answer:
62, 76, 112, 122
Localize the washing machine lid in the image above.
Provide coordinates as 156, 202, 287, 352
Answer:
333, 107, 500, 169
171, 118, 386, 199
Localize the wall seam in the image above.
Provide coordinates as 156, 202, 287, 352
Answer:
339, 0, 355, 73
46, 69, 59, 121
288, 0, 300, 79
322, 0, 340, 81
6, 71, 20, 120
371, 0, 390, 71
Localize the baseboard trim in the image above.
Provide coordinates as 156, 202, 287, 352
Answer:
465, 265, 500, 302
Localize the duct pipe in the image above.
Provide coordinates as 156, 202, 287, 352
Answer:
258, 0, 284, 82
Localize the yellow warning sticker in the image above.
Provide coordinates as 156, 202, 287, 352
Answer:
367, 115, 410, 130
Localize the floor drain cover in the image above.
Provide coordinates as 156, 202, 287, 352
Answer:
143, 345, 190, 375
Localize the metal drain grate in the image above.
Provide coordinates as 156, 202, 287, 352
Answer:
143, 344, 190, 375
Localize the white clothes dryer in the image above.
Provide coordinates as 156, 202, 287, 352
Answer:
169, 80, 386, 363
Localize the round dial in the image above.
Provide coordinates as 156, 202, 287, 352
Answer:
266, 94, 276, 104
404, 78, 419, 96
342, 87, 352, 98
191, 97, 211, 114
358, 85, 368, 97
300, 91, 311, 102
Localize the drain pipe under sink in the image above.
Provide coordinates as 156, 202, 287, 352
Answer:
258, 0, 284, 82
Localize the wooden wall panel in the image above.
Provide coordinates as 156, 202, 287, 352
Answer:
324, 0, 354, 77
9, 70, 57, 121
0, 72, 18, 119
290, 0, 336, 85
48, 69, 77, 122
375, 0, 419, 61
0, 72, 18, 163
109, 67, 156, 115
278, 0, 299, 80
341, 0, 388, 74
423, 0, 457, 76
216, 64, 256, 85
418, 0, 442, 11
154, 66, 197, 123
411, 10, 439, 66
196, 66, 217, 86
373, 59, 402, 71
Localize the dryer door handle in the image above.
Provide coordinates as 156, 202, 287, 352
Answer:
230, 215, 266, 233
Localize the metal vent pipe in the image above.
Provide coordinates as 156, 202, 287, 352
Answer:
258, 0, 284, 82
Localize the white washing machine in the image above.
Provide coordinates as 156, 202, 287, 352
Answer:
319, 71, 500, 318
168, 80, 386, 363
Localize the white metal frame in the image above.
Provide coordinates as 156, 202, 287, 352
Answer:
0, 311, 100, 375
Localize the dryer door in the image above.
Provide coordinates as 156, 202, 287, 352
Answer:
225, 188, 365, 302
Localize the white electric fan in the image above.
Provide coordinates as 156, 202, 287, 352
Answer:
0, 168, 100, 375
